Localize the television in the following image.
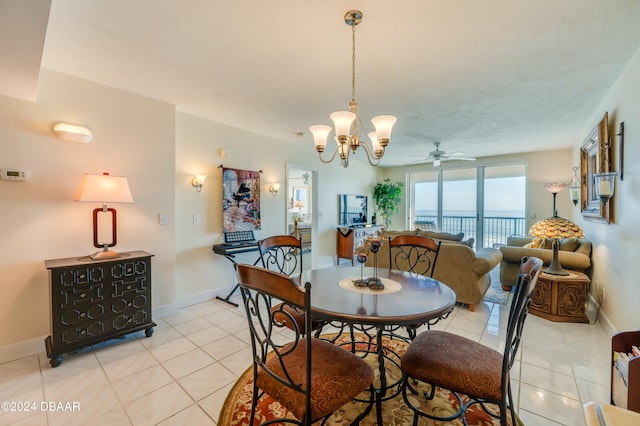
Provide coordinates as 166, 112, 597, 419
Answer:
338, 194, 368, 226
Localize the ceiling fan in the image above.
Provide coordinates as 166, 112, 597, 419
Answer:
416, 142, 476, 167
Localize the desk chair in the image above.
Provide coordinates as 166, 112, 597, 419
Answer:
235, 264, 375, 425
400, 256, 543, 426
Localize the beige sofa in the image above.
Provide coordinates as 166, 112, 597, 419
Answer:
499, 236, 592, 288
365, 229, 503, 311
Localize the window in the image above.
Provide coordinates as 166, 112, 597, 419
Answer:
409, 163, 526, 248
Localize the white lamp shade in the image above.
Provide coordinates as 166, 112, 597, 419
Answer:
75, 173, 133, 203
433, 159, 441, 167
52, 122, 93, 143
371, 115, 397, 140
330, 111, 356, 138
368, 131, 382, 152
309, 125, 332, 149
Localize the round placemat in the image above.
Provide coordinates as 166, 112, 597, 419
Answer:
339, 276, 402, 295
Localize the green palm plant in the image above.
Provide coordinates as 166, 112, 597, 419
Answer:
373, 178, 403, 228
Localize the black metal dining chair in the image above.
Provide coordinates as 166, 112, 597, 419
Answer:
258, 234, 303, 275
388, 234, 443, 339
400, 256, 543, 426
235, 264, 375, 425
258, 235, 324, 336
388, 234, 441, 277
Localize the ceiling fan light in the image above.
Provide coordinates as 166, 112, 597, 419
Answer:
371, 115, 397, 146
433, 159, 441, 167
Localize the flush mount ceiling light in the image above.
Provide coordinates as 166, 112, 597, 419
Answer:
52, 122, 93, 143
309, 10, 397, 168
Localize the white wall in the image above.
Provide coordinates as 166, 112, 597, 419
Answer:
0, 70, 176, 350
0, 70, 380, 357
572, 44, 640, 333
174, 112, 380, 303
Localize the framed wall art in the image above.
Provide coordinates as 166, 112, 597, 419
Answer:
580, 112, 610, 223
221, 167, 261, 232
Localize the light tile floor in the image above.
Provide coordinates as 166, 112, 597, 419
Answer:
1, 292, 611, 425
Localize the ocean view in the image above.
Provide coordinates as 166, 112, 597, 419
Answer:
416, 210, 525, 218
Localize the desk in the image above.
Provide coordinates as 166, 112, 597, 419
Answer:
297, 266, 456, 421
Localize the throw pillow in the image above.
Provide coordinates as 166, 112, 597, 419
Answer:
524, 237, 544, 249
559, 238, 580, 252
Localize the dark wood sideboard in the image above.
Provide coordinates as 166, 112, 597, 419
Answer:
44, 251, 156, 367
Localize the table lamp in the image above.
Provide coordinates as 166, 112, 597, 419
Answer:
529, 215, 584, 276
74, 172, 133, 259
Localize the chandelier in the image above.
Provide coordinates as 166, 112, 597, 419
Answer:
309, 10, 397, 168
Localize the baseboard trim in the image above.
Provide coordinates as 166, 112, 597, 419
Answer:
176, 286, 235, 309
586, 293, 617, 336
0, 336, 46, 365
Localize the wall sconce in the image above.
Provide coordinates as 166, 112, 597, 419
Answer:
569, 166, 580, 206
52, 122, 93, 143
268, 183, 280, 197
594, 172, 617, 205
593, 122, 624, 205
191, 175, 206, 192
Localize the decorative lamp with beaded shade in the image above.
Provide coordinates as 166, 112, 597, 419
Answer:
529, 216, 584, 275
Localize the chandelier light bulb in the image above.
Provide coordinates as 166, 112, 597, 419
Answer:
371, 115, 397, 146
330, 111, 356, 142
368, 131, 382, 155
309, 125, 332, 151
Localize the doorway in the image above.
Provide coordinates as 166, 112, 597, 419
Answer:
286, 164, 316, 271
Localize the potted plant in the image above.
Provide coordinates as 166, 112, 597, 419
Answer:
373, 178, 404, 229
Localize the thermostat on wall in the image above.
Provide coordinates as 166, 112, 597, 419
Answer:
1, 169, 27, 181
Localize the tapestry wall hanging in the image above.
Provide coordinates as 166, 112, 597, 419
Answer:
221, 167, 261, 232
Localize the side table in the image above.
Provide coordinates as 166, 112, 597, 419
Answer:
530, 270, 590, 323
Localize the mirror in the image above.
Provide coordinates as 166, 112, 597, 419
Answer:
286, 164, 315, 270
580, 112, 610, 223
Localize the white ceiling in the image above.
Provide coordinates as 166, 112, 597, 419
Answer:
4, 0, 640, 166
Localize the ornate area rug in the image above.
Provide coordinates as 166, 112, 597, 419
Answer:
219, 334, 518, 425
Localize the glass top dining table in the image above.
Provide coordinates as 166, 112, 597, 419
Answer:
293, 265, 456, 423
295, 266, 456, 327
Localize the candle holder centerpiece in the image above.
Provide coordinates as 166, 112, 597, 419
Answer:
367, 234, 384, 290
353, 243, 370, 287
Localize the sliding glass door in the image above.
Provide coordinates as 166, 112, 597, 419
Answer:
409, 163, 526, 248
482, 165, 527, 248
442, 168, 477, 239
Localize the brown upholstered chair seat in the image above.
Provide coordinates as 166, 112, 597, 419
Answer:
401, 330, 503, 401
258, 338, 375, 422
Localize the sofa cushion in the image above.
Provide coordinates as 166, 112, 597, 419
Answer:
559, 238, 580, 252
416, 230, 464, 241
380, 229, 418, 239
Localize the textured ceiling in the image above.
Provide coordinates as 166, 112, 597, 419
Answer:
10, 1, 640, 166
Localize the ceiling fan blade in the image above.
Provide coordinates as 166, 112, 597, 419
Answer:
446, 156, 476, 161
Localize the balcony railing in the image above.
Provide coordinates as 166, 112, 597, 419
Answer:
415, 215, 526, 248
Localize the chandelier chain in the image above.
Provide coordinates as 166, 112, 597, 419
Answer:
351, 21, 357, 103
